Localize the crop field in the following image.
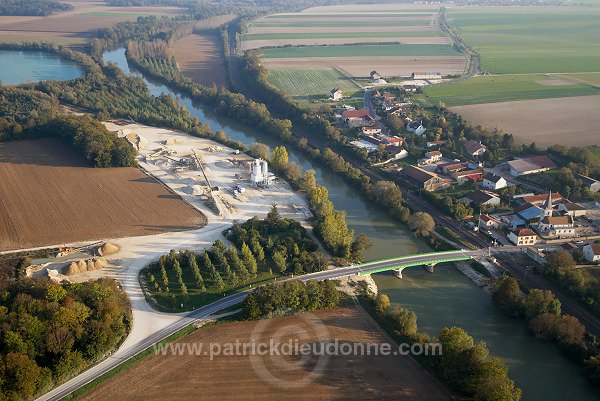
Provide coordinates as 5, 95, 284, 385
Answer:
558, 72, 600, 87
450, 95, 600, 148
262, 56, 467, 79
260, 44, 460, 58
0, 0, 185, 45
79, 307, 454, 401
0, 138, 206, 252
266, 67, 361, 101
245, 4, 469, 92
446, 7, 600, 74
172, 32, 229, 89
421, 74, 600, 106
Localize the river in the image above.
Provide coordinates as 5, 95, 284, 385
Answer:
0, 50, 83, 84
102, 48, 600, 401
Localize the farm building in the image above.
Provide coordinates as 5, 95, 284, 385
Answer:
342, 109, 374, 128
330, 88, 343, 101
460, 189, 500, 206
464, 140, 486, 157
517, 192, 563, 206
406, 120, 426, 135
370, 70, 381, 80
412, 72, 442, 80
452, 169, 483, 184
584, 244, 600, 263
576, 174, 600, 192
558, 202, 587, 217
482, 173, 507, 190
508, 228, 538, 246
507, 155, 556, 176
400, 165, 445, 191
515, 203, 544, 223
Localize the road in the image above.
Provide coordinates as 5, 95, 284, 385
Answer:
37, 248, 493, 401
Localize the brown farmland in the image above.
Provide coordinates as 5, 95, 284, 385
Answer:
261, 56, 467, 77
0, 0, 186, 44
80, 306, 453, 401
242, 36, 450, 51
451, 95, 600, 147
0, 138, 206, 252
172, 33, 229, 89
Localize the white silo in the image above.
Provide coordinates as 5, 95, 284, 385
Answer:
261, 159, 268, 179
251, 159, 263, 186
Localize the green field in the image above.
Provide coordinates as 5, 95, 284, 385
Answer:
264, 13, 435, 18
242, 31, 443, 40
447, 8, 600, 73
251, 20, 431, 27
421, 74, 600, 106
266, 67, 361, 101
261, 44, 461, 58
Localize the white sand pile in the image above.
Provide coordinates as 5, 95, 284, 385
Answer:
205, 146, 223, 152
98, 242, 120, 256
165, 138, 183, 145
63, 257, 108, 276
125, 133, 148, 150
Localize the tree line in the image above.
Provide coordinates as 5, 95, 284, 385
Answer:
0, 0, 72, 16
0, 90, 137, 167
492, 275, 600, 387
367, 292, 522, 401
243, 280, 340, 319
0, 278, 131, 400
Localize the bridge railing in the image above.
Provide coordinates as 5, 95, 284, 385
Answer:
358, 255, 472, 275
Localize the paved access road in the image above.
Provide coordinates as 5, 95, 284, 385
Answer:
38, 248, 497, 401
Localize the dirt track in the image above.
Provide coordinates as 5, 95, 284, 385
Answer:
261, 56, 467, 77
451, 95, 600, 147
80, 306, 454, 401
0, 137, 206, 252
172, 33, 229, 89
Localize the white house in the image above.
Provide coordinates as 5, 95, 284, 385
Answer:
508, 228, 538, 246
479, 214, 500, 230
418, 150, 442, 165
406, 120, 426, 135
464, 140, 486, 157
361, 126, 382, 136
482, 173, 507, 190
584, 243, 600, 263
370, 70, 381, 80
537, 215, 575, 238
330, 88, 343, 101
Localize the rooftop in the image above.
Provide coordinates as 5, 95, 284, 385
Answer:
512, 228, 537, 237
507, 155, 557, 174
540, 215, 573, 225
401, 165, 439, 184
484, 172, 504, 183
464, 139, 486, 154
343, 109, 371, 119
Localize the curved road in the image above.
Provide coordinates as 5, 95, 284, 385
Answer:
37, 248, 493, 401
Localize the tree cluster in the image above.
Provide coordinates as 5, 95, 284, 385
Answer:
242, 280, 340, 319
0, 0, 72, 16
228, 207, 329, 275
0, 278, 131, 400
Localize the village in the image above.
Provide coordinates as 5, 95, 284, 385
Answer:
326, 70, 600, 265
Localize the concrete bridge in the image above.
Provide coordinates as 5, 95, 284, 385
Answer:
298, 248, 490, 282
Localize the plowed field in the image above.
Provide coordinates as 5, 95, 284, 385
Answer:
0, 138, 206, 251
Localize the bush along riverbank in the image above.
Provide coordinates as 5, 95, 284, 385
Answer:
491, 276, 600, 387
359, 289, 521, 401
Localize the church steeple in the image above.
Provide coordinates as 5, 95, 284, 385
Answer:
542, 191, 553, 217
